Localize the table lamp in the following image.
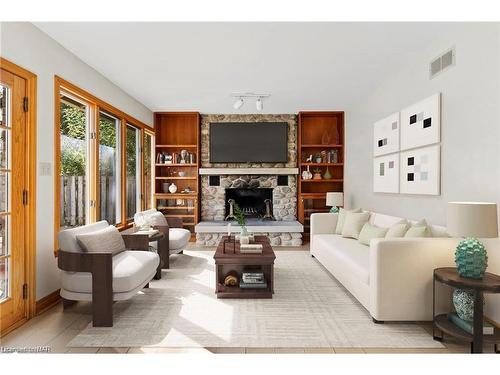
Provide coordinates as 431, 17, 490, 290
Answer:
326, 192, 344, 213
447, 202, 498, 279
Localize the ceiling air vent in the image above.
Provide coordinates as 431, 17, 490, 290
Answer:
430, 47, 455, 79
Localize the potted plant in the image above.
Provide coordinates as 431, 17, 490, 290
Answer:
233, 202, 250, 243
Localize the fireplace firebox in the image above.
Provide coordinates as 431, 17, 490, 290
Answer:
224, 188, 274, 220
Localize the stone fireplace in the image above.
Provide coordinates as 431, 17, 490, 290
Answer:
194, 114, 303, 246
225, 187, 274, 220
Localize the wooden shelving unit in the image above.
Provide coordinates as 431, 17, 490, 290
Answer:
297, 111, 345, 240
154, 112, 201, 234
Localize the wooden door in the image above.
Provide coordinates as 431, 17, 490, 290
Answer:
0, 68, 28, 334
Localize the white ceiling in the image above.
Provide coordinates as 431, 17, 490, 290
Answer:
35, 22, 453, 113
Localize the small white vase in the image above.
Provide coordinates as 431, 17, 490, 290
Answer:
240, 236, 250, 245
168, 183, 178, 193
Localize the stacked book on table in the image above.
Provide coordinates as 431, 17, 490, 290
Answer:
447, 313, 495, 335
239, 243, 263, 254
240, 272, 267, 289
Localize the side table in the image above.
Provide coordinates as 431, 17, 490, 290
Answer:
123, 228, 168, 280
433, 267, 500, 353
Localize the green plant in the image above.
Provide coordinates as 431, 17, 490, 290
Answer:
233, 202, 246, 227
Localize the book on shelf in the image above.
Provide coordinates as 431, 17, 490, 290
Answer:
239, 281, 268, 289
447, 313, 495, 335
242, 272, 264, 279
242, 277, 265, 284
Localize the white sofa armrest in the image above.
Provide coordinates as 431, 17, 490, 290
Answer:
369, 237, 459, 321
310, 213, 338, 252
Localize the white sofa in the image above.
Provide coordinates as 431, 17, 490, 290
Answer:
310, 211, 459, 322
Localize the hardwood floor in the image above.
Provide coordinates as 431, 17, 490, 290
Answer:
0, 246, 485, 354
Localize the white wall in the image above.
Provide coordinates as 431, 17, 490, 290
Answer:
0, 22, 154, 300
345, 23, 500, 321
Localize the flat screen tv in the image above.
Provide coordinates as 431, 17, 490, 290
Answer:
209, 122, 288, 163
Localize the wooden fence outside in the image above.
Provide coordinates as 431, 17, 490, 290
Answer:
60, 176, 137, 227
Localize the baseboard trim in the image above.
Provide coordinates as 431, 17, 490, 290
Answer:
35, 289, 61, 316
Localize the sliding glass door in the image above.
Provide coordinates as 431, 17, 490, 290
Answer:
126, 124, 141, 220
98, 111, 121, 224
143, 132, 153, 210
59, 93, 90, 229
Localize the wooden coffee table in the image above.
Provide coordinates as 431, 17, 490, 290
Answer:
214, 235, 276, 299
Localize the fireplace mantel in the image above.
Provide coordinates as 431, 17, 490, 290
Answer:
198, 167, 299, 175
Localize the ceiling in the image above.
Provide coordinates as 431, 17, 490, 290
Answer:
35, 22, 455, 113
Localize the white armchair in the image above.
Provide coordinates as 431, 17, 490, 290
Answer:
134, 209, 191, 267
57, 221, 159, 327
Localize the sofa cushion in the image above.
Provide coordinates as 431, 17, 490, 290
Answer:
342, 212, 370, 239
76, 225, 125, 255
370, 213, 405, 228
61, 250, 159, 294
335, 208, 361, 234
385, 222, 410, 238
314, 234, 370, 284
358, 222, 388, 246
169, 228, 191, 250
405, 226, 429, 238
58, 221, 110, 253
135, 209, 168, 227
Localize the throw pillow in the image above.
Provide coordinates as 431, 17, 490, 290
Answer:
76, 225, 126, 255
145, 211, 168, 226
385, 220, 410, 238
341, 212, 370, 239
358, 222, 389, 246
404, 225, 429, 238
335, 208, 362, 234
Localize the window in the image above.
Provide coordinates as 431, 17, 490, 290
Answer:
126, 124, 141, 220
98, 111, 121, 224
143, 132, 153, 210
55, 77, 154, 248
59, 94, 90, 229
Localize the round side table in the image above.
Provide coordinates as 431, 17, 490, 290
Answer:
433, 267, 500, 353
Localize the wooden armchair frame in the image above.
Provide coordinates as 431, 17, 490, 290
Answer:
57, 233, 150, 327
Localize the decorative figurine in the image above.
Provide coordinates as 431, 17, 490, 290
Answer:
168, 182, 178, 194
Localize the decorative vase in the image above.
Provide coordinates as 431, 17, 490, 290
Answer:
323, 167, 332, 179
240, 235, 250, 245
453, 289, 476, 321
455, 237, 488, 279
162, 183, 170, 193
168, 183, 178, 194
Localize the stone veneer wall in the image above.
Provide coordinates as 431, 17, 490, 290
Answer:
197, 114, 302, 246
200, 114, 297, 168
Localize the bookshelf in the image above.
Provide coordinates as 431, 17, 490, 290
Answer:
297, 111, 345, 240
154, 112, 200, 234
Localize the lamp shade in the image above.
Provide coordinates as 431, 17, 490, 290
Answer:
447, 202, 498, 238
326, 192, 344, 207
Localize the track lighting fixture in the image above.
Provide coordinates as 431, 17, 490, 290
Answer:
231, 92, 270, 111
233, 97, 244, 109
256, 97, 263, 111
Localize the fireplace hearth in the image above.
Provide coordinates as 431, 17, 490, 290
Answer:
225, 188, 274, 220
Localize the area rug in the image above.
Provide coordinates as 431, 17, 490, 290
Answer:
68, 251, 442, 348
